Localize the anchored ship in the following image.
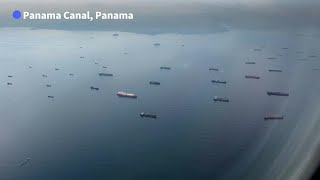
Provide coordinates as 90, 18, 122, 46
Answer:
267, 91, 289, 96
209, 68, 219, 71
245, 75, 260, 79
211, 80, 227, 84
140, 112, 157, 119
264, 116, 284, 120
149, 81, 160, 85
117, 91, 137, 98
160, 66, 171, 70
90, 86, 99, 91
98, 73, 113, 77
213, 96, 229, 102
268, 69, 282, 72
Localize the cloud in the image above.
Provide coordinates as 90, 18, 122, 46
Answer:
1, 2, 320, 34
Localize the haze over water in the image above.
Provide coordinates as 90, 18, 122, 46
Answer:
1, 1, 320, 180
0, 28, 319, 180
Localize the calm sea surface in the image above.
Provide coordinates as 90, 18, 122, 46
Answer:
0, 28, 320, 180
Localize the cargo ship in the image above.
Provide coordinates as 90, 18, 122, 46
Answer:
264, 116, 284, 120
267, 91, 289, 96
149, 81, 160, 85
117, 91, 137, 98
245, 75, 260, 79
268, 69, 282, 72
245, 62, 256, 64
98, 73, 113, 77
213, 96, 229, 102
140, 112, 157, 119
211, 80, 227, 84
160, 66, 171, 70
90, 86, 99, 90
209, 68, 219, 71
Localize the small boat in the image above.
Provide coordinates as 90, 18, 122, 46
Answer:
46, 85, 52, 88
267, 91, 289, 96
245, 62, 256, 64
117, 91, 137, 98
102, 66, 107, 69
296, 52, 304, 54
268, 69, 282, 72
80, 56, 85, 59
80, 47, 83, 48
140, 112, 157, 119
282, 48, 289, 50
48, 96, 54, 99
309, 55, 318, 58
209, 68, 219, 71
211, 80, 227, 84
94, 62, 99, 65
124, 52, 128, 54
149, 81, 160, 85
8, 75, 13, 78
90, 86, 99, 91
98, 73, 113, 77
312, 68, 320, 71
297, 59, 308, 61
7, 82, 12, 85
69, 73, 74, 76
160, 66, 171, 70
113, 33, 119, 37
245, 75, 260, 79
264, 116, 284, 121
19, 158, 31, 167
181, 45, 185, 47
213, 96, 229, 102
267, 57, 277, 60
42, 75, 48, 77
28, 66, 32, 69
253, 49, 262, 51
55, 68, 59, 71
154, 43, 160, 46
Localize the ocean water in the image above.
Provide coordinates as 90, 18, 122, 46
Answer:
0, 28, 320, 180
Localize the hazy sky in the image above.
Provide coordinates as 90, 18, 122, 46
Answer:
3, 0, 320, 3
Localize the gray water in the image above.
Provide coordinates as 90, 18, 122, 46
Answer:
0, 28, 320, 180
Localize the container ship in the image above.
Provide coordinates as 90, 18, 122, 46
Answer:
140, 112, 157, 119
149, 81, 160, 85
98, 73, 113, 77
117, 91, 137, 98
160, 66, 171, 70
268, 69, 282, 72
245, 75, 260, 79
267, 91, 289, 96
211, 80, 227, 84
264, 116, 284, 120
209, 68, 219, 71
90, 86, 99, 90
213, 96, 229, 102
